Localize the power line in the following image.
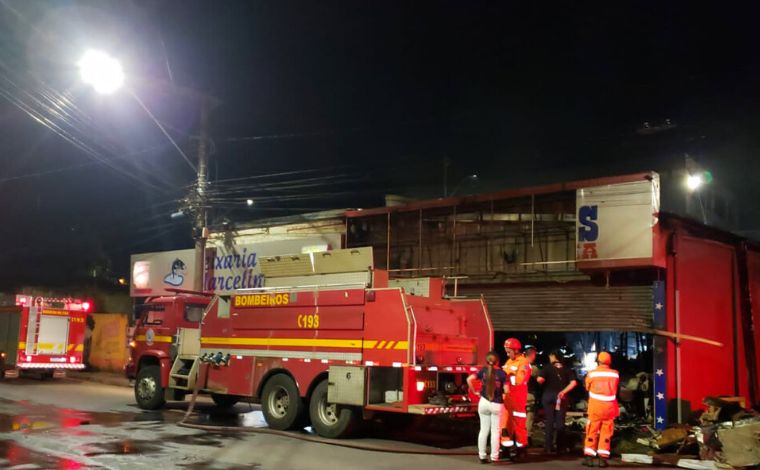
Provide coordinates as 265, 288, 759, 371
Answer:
129, 89, 197, 173
0, 143, 175, 183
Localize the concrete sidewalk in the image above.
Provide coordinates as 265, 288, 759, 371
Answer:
67, 370, 132, 388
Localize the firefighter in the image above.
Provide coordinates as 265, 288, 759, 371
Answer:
500, 337, 531, 459
583, 351, 620, 468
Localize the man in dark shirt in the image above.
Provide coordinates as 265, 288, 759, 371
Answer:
537, 349, 577, 454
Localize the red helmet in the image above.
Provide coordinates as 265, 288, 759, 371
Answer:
504, 338, 522, 350
597, 351, 612, 365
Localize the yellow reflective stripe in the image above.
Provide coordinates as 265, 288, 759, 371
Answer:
41, 309, 69, 316
67, 344, 75, 352
36, 343, 65, 351
75, 344, 84, 352
200, 337, 410, 350
203, 337, 365, 349
134, 335, 173, 343
18, 342, 25, 349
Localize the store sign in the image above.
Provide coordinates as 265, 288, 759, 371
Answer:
130, 235, 341, 297
130, 249, 196, 297
576, 175, 660, 266
204, 235, 341, 294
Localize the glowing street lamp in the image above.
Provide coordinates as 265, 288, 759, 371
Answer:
77, 49, 124, 94
686, 173, 703, 191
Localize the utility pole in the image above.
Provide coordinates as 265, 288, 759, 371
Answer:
193, 96, 210, 291
443, 156, 451, 197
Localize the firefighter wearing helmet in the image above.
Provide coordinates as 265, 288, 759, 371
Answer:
499, 337, 531, 459
583, 351, 620, 468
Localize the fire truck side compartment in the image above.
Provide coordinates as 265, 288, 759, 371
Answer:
327, 365, 366, 406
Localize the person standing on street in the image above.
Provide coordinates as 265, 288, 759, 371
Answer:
536, 349, 577, 454
500, 338, 531, 460
468, 350, 509, 464
583, 351, 620, 468
524, 345, 539, 444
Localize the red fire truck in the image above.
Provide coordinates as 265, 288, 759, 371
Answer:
125, 291, 211, 407
134, 248, 493, 438
0, 295, 91, 379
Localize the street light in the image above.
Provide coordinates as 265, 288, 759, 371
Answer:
77, 48, 211, 292
449, 174, 479, 196
686, 173, 703, 192
77, 49, 124, 95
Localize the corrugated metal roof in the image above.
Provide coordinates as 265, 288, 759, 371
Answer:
462, 284, 653, 332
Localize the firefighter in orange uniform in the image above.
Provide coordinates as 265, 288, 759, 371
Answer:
500, 337, 531, 459
583, 351, 620, 468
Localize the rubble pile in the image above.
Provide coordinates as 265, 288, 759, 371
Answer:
619, 396, 760, 469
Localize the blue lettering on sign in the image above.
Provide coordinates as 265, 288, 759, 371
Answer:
205, 268, 265, 292
578, 205, 599, 242
211, 248, 258, 270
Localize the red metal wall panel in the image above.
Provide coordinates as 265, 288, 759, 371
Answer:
674, 236, 745, 413
746, 250, 760, 400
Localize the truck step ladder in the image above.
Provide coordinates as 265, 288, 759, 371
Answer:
168, 355, 200, 390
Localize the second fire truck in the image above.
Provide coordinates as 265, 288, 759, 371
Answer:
0, 295, 90, 379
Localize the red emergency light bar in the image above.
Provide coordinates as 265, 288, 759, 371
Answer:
15, 295, 93, 312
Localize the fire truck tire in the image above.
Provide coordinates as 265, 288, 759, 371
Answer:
135, 365, 166, 410
309, 380, 359, 439
211, 393, 240, 408
261, 374, 305, 430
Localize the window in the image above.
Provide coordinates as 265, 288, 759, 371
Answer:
138, 303, 165, 325
184, 304, 206, 322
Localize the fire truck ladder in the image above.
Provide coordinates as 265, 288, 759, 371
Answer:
25, 306, 42, 356
168, 328, 201, 391
169, 355, 200, 391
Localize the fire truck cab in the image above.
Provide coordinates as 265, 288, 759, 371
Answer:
126, 292, 211, 409
136, 248, 493, 438
0, 295, 90, 379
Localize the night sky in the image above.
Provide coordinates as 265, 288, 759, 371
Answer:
1, 1, 759, 287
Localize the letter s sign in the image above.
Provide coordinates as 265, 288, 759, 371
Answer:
578, 205, 599, 242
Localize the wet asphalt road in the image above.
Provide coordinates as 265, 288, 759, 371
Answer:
0, 378, 627, 469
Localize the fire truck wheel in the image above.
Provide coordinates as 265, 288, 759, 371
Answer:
211, 393, 240, 408
261, 374, 305, 430
309, 380, 359, 439
135, 365, 166, 410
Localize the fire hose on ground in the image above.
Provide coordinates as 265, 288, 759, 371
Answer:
176, 362, 479, 455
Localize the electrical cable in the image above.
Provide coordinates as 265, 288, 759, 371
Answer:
0, 70, 171, 193
0, 143, 177, 183
129, 88, 197, 173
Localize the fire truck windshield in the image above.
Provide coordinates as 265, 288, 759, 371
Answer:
136, 303, 166, 325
